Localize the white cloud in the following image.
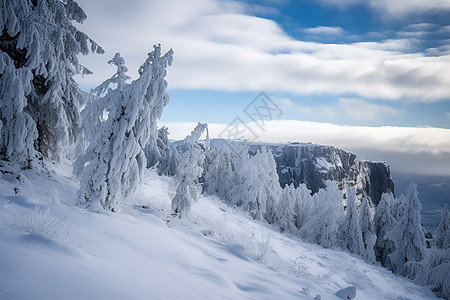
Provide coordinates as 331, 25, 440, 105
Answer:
276, 97, 399, 121
336, 98, 398, 120
318, 0, 450, 16
369, 0, 450, 17
161, 120, 450, 175
303, 26, 344, 35
275, 98, 314, 114
75, 0, 450, 102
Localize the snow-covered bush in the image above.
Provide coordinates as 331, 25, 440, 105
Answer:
75, 46, 173, 212
0, 0, 103, 163
250, 233, 274, 264
14, 207, 72, 241
171, 123, 208, 217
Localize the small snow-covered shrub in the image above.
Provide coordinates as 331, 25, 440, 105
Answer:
249, 233, 274, 264
14, 207, 72, 241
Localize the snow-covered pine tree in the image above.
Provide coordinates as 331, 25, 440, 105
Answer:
359, 196, 376, 263
0, 52, 37, 167
433, 203, 449, 250
75, 46, 173, 212
409, 204, 450, 297
226, 147, 281, 222
374, 192, 397, 267
386, 181, 426, 276
258, 148, 282, 224
299, 182, 344, 249
203, 147, 236, 199
340, 187, 364, 256
145, 126, 178, 175
293, 183, 312, 230
276, 184, 297, 233
171, 123, 208, 217
0, 0, 103, 164
413, 248, 450, 299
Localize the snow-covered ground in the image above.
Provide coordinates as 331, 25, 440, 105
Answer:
0, 163, 439, 300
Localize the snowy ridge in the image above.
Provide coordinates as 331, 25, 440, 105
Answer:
0, 163, 438, 300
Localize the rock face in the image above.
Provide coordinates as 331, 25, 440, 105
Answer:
248, 142, 394, 205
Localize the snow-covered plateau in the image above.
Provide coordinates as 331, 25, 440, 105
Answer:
0, 162, 440, 300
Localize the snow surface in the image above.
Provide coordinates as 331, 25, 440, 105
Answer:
0, 162, 439, 300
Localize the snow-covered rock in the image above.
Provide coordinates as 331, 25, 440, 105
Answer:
336, 286, 357, 299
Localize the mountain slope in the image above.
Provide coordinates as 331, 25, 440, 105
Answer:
0, 163, 438, 300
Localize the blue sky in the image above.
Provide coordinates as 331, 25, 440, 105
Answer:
75, 0, 450, 175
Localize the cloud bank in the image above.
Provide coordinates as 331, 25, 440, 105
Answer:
161, 120, 450, 175
75, 0, 450, 102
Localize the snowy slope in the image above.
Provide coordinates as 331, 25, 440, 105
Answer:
0, 163, 439, 300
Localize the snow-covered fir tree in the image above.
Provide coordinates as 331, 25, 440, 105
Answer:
75, 46, 173, 212
433, 203, 449, 250
300, 182, 344, 249
340, 187, 364, 255
276, 184, 297, 233
414, 248, 450, 299
202, 147, 236, 199
359, 196, 376, 263
0, 53, 37, 167
145, 126, 179, 176
226, 147, 281, 222
293, 183, 312, 230
171, 123, 208, 217
374, 192, 397, 267
386, 181, 426, 276
0, 0, 103, 164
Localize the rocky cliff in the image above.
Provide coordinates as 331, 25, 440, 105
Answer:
247, 142, 394, 205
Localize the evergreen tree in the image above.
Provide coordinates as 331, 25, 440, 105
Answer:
145, 126, 179, 176
300, 182, 344, 249
276, 184, 297, 233
171, 123, 208, 217
359, 196, 376, 263
413, 248, 450, 298
202, 147, 236, 200
75, 46, 173, 212
386, 181, 426, 276
0, 0, 103, 164
0, 53, 37, 167
340, 187, 364, 255
293, 183, 312, 230
374, 192, 397, 267
433, 203, 450, 250
226, 147, 281, 222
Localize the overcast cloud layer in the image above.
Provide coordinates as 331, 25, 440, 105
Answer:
161, 120, 450, 176
76, 0, 450, 102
